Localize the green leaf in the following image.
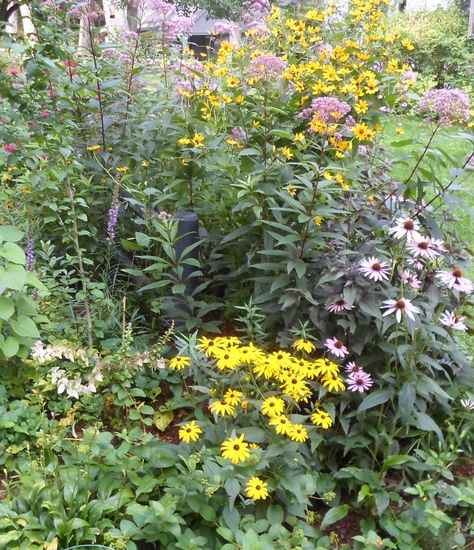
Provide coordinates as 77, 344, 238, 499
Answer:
135, 232, 150, 247
0, 297, 14, 320
0, 265, 27, 290
1, 336, 20, 358
375, 491, 390, 516
357, 389, 393, 413
0, 243, 25, 264
153, 411, 174, 431
0, 226, 23, 243
320, 504, 349, 530
10, 315, 40, 339
413, 411, 444, 441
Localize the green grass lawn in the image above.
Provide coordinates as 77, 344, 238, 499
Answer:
382, 115, 474, 356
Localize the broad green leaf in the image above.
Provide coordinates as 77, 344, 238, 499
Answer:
320, 504, 349, 530
357, 389, 393, 413
0, 297, 14, 320
10, 315, 40, 339
1, 336, 20, 358
0, 243, 25, 264
0, 226, 23, 243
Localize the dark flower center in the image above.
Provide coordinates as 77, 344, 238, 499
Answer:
277, 354, 283, 360
334, 341, 343, 349
186, 428, 192, 432
418, 241, 429, 249
403, 220, 414, 230
256, 485, 261, 490
291, 378, 298, 384
233, 444, 240, 451
269, 402, 275, 407
336, 299, 345, 306
453, 269, 463, 278
372, 262, 381, 271
395, 299, 406, 309
280, 419, 287, 424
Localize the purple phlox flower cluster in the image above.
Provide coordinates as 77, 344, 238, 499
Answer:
211, 20, 239, 36
231, 126, 247, 141
106, 186, 120, 243
247, 54, 287, 79
102, 48, 133, 64
299, 96, 351, 123
25, 232, 35, 271
243, 0, 271, 23
419, 88, 471, 125
345, 361, 373, 392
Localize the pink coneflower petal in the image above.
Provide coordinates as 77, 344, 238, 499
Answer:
326, 297, 354, 313
402, 269, 421, 290
439, 310, 467, 331
406, 237, 440, 261
345, 361, 365, 374
359, 256, 391, 282
388, 217, 422, 241
325, 337, 349, 358
347, 371, 373, 392
381, 298, 420, 322
436, 268, 473, 294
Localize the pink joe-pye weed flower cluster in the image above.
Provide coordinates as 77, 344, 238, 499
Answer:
299, 96, 352, 123
247, 54, 288, 79
419, 88, 471, 126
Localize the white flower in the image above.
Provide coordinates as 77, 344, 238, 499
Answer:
460, 398, 474, 411
436, 268, 473, 294
388, 217, 422, 241
439, 310, 467, 331
359, 256, 391, 282
381, 298, 420, 322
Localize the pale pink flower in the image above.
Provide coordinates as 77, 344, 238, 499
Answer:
381, 298, 420, 322
347, 371, 373, 392
439, 310, 467, 331
345, 361, 364, 374
407, 237, 440, 261
4, 144, 17, 154
326, 297, 354, 313
436, 268, 473, 294
325, 337, 349, 358
359, 256, 391, 282
402, 269, 421, 289
406, 257, 424, 271
388, 217, 422, 241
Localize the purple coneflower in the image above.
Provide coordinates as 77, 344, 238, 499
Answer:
347, 371, 373, 392
439, 310, 467, 331
359, 256, 391, 282
402, 269, 421, 290
326, 297, 353, 313
436, 268, 473, 294
345, 361, 364, 374
406, 237, 440, 261
325, 337, 349, 358
388, 217, 421, 241
381, 298, 420, 322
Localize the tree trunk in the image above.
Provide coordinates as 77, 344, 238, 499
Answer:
102, 0, 129, 38
19, 2, 37, 41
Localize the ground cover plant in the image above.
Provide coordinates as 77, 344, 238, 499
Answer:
0, 0, 473, 548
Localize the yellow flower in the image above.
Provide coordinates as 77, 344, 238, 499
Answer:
178, 420, 202, 443
141, 160, 150, 168
281, 147, 294, 160
180, 159, 189, 166
226, 76, 240, 87
292, 339, 316, 353
224, 388, 244, 406
221, 434, 250, 464
241, 400, 249, 409
287, 187, 297, 197
314, 215, 323, 226
321, 373, 346, 392
197, 336, 216, 355
261, 396, 285, 417
178, 137, 192, 146
225, 138, 242, 148
401, 38, 414, 51
293, 132, 305, 143
86, 145, 101, 152
191, 133, 205, 148
209, 399, 235, 416
353, 123, 369, 140
395, 126, 405, 135
314, 358, 340, 377
288, 424, 308, 443
168, 356, 191, 371
246, 477, 269, 500
235, 95, 245, 105
311, 409, 333, 429
252, 120, 261, 128
116, 166, 130, 173
214, 347, 241, 371
355, 100, 369, 114
269, 415, 292, 435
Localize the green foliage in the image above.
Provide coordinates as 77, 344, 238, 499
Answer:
384, 7, 474, 92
